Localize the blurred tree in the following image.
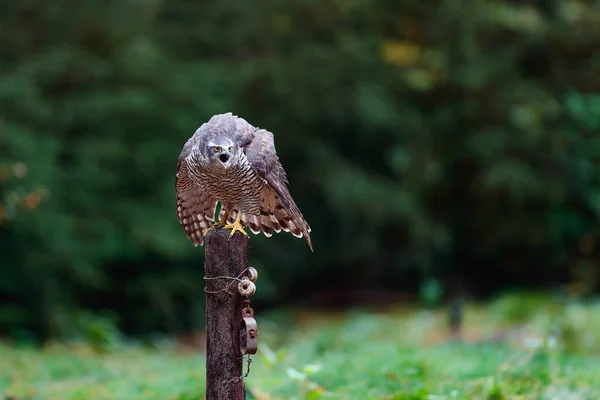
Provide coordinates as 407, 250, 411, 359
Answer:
1, 0, 600, 339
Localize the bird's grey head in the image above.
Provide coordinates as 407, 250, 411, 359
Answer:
189, 113, 244, 170
207, 136, 235, 168
195, 130, 237, 170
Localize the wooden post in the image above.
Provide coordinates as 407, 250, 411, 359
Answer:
204, 229, 248, 400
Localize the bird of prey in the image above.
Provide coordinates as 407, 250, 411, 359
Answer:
176, 113, 313, 251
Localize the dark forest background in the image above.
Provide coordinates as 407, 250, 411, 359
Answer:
1, 0, 600, 342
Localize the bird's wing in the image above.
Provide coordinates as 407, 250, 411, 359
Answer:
176, 156, 218, 247
237, 126, 313, 251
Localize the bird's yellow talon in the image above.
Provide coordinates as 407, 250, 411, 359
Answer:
206, 221, 223, 232
224, 213, 248, 237
206, 209, 230, 232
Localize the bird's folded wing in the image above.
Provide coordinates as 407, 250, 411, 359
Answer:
242, 128, 313, 251
175, 160, 218, 246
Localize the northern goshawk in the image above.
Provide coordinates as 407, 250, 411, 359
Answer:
176, 113, 313, 251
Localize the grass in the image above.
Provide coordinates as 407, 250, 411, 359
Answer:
2, 293, 600, 399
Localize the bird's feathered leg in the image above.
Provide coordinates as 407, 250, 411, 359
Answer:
223, 211, 248, 238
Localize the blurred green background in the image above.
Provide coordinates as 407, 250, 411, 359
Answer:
2, 0, 600, 345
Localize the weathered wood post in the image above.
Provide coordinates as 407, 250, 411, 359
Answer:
204, 229, 249, 400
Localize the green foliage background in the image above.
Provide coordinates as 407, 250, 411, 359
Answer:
1, 0, 600, 339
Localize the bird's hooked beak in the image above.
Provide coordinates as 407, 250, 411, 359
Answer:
218, 149, 231, 167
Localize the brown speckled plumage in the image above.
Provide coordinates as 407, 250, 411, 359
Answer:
176, 113, 313, 251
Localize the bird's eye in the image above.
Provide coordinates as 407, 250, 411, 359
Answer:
214, 146, 221, 152
228, 146, 233, 152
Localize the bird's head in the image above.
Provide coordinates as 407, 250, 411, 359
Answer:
206, 138, 235, 169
